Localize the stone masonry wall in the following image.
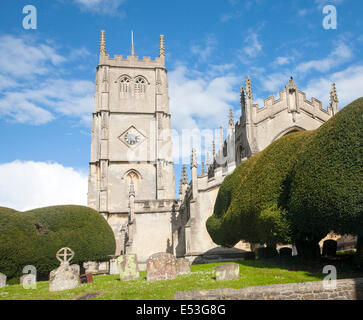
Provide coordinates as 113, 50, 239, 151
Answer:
174, 278, 363, 300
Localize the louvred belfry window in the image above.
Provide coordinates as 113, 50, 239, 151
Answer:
134, 77, 146, 94
120, 77, 131, 93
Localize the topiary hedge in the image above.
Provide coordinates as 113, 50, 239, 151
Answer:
207, 97, 363, 261
287, 97, 363, 259
0, 205, 116, 280
207, 130, 314, 248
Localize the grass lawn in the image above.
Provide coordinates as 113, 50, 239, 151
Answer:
0, 259, 361, 300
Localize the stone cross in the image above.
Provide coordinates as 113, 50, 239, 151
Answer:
56, 247, 74, 265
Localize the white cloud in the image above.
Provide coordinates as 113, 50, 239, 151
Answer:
0, 161, 88, 211
73, 0, 126, 17
296, 42, 353, 74
169, 65, 240, 132
273, 56, 291, 66
304, 65, 363, 108
259, 72, 291, 93
0, 35, 94, 126
239, 32, 263, 62
190, 35, 218, 62
0, 35, 65, 79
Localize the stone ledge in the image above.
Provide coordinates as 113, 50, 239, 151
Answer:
174, 278, 363, 300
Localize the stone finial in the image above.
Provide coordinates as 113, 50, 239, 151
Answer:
131, 30, 135, 56
228, 108, 234, 128
240, 85, 246, 107
191, 148, 197, 168
246, 76, 253, 100
286, 76, 298, 90
100, 30, 106, 56
330, 82, 338, 105
159, 35, 165, 57
181, 165, 188, 184
330, 82, 339, 115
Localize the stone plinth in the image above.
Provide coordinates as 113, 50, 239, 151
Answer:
215, 264, 239, 281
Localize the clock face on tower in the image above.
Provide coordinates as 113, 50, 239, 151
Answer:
124, 131, 140, 145
119, 126, 146, 149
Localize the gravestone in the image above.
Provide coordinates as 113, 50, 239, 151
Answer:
322, 240, 337, 258
20, 274, 36, 287
146, 252, 178, 281
109, 258, 119, 275
80, 273, 93, 284
176, 258, 191, 275
117, 254, 140, 281
0, 273, 6, 288
83, 261, 99, 274
215, 264, 240, 281
71, 264, 80, 276
279, 247, 292, 257
98, 262, 109, 274
49, 247, 79, 292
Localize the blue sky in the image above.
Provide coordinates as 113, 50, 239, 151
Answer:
0, 0, 362, 210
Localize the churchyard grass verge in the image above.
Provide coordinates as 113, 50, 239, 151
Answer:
1, 259, 362, 300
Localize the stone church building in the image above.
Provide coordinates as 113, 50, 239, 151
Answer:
87, 31, 339, 269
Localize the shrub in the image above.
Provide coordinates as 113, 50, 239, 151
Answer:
206, 130, 313, 248
0, 205, 116, 279
288, 98, 363, 252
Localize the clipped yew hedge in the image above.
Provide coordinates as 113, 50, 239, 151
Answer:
0, 205, 116, 279
207, 130, 314, 248
288, 98, 363, 247
207, 97, 362, 260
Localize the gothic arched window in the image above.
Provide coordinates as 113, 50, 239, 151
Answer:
120, 76, 131, 93
134, 77, 147, 94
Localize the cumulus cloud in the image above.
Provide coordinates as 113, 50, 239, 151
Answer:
190, 34, 218, 62
304, 65, 363, 108
0, 35, 95, 126
296, 42, 352, 74
0, 35, 65, 80
0, 161, 88, 211
169, 64, 239, 132
242, 32, 262, 59
168, 64, 240, 163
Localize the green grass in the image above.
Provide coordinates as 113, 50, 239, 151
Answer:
1, 259, 361, 300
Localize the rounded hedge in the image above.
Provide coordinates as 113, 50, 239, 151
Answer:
207, 130, 314, 247
0, 205, 116, 279
288, 98, 363, 241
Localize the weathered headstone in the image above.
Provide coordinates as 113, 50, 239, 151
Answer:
83, 261, 99, 274
98, 262, 109, 274
215, 264, 240, 281
49, 247, 79, 292
0, 273, 6, 288
176, 258, 191, 275
109, 258, 119, 275
322, 240, 337, 258
71, 264, 80, 276
146, 252, 178, 281
117, 254, 140, 281
80, 273, 93, 284
20, 274, 36, 287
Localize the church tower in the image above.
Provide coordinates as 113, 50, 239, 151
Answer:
88, 31, 175, 226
